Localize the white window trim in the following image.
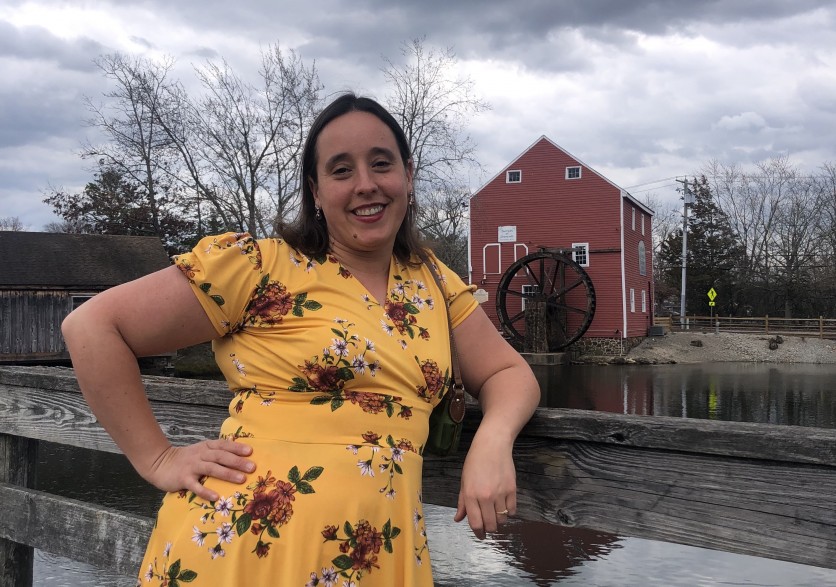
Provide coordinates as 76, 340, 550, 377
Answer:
641, 290, 647, 313
506, 170, 522, 183
482, 243, 501, 275
571, 242, 589, 267
638, 241, 647, 276
521, 284, 539, 311
632, 207, 636, 231
565, 166, 582, 180
641, 214, 645, 235
630, 288, 635, 313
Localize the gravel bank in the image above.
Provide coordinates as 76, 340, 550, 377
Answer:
625, 331, 836, 364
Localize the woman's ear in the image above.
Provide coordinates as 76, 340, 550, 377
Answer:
308, 177, 319, 207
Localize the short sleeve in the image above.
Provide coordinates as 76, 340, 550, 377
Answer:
173, 232, 265, 336
425, 252, 478, 328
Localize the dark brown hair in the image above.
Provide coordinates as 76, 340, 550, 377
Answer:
280, 92, 422, 263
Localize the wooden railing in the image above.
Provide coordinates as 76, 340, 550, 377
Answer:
1, 366, 836, 585
655, 315, 836, 339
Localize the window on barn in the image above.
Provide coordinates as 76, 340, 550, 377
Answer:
638, 241, 647, 276
630, 288, 635, 313
632, 207, 636, 230
565, 166, 581, 180
641, 214, 645, 235
521, 284, 539, 311
571, 242, 589, 267
642, 290, 647, 313
506, 170, 522, 183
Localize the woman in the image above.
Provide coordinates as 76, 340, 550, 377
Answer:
62, 93, 540, 586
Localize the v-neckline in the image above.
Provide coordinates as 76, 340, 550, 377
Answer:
331, 254, 396, 307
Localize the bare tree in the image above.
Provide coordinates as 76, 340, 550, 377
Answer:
640, 192, 680, 312
150, 45, 321, 238
417, 186, 470, 276
382, 38, 489, 268
83, 53, 183, 238
43, 219, 87, 233
383, 38, 489, 191
83, 46, 321, 241
0, 216, 27, 231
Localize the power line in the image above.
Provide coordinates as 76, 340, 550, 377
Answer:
625, 176, 681, 189
629, 183, 680, 194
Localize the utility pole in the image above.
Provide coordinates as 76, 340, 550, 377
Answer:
676, 178, 694, 329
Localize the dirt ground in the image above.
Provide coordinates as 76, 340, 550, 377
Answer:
625, 331, 836, 364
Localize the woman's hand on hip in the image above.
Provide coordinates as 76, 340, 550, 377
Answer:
143, 439, 256, 501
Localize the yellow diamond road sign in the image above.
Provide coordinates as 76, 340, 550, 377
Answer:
707, 288, 717, 301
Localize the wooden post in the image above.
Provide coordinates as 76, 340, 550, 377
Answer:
765, 314, 769, 335
820, 316, 824, 339
0, 434, 37, 587
524, 300, 549, 353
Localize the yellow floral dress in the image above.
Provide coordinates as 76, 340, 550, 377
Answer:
137, 232, 477, 587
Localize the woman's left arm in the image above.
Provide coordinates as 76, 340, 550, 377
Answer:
450, 306, 541, 539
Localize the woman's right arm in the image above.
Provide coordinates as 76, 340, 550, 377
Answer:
62, 264, 255, 501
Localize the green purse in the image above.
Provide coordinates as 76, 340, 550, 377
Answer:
420, 251, 467, 457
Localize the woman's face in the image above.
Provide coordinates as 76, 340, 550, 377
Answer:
309, 110, 413, 257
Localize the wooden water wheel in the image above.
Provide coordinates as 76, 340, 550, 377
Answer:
495, 249, 596, 351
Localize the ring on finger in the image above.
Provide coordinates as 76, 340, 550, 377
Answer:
496, 509, 509, 516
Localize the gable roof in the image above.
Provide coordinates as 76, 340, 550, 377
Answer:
0, 232, 171, 288
471, 135, 654, 216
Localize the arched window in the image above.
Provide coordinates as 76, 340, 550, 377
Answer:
638, 241, 647, 276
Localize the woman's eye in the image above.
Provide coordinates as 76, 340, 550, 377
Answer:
332, 166, 351, 175
373, 160, 393, 169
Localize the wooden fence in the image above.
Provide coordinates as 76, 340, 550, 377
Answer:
655, 315, 836, 339
1, 365, 836, 585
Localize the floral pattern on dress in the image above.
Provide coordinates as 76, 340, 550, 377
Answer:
413, 357, 450, 402
346, 432, 418, 500
372, 273, 435, 349
188, 466, 323, 561
412, 493, 429, 567
288, 319, 413, 419
175, 234, 263, 310
231, 385, 275, 414
242, 274, 322, 328
142, 542, 198, 585
315, 518, 401, 584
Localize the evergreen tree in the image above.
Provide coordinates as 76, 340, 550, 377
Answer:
43, 163, 196, 255
658, 176, 745, 315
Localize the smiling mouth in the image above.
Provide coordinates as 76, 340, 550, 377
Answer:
354, 204, 385, 217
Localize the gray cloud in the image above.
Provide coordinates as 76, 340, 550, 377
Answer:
2, 0, 836, 230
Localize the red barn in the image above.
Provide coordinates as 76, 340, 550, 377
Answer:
468, 136, 654, 354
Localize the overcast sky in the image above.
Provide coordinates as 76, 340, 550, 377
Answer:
2, 0, 835, 230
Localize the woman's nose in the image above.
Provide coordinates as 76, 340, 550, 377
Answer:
353, 167, 378, 195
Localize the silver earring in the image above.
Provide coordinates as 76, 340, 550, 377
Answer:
315, 206, 322, 220
408, 191, 414, 206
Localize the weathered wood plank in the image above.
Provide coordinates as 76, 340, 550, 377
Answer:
522, 408, 836, 467
423, 432, 836, 570
0, 483, 153, 577
0, 365, 231, 407
0, 383, 227, 453
4, 366, 836, 467
0, 435, 37, 587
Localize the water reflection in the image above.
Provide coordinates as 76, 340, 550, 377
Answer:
535, 363, 836, 428
33, 363, 836, 585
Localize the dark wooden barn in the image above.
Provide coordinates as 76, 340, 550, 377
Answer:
0, 232, 170, 363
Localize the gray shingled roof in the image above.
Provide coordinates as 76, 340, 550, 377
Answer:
0, 232, 171, 287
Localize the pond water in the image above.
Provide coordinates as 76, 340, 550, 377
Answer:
33, 363, 836, 586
